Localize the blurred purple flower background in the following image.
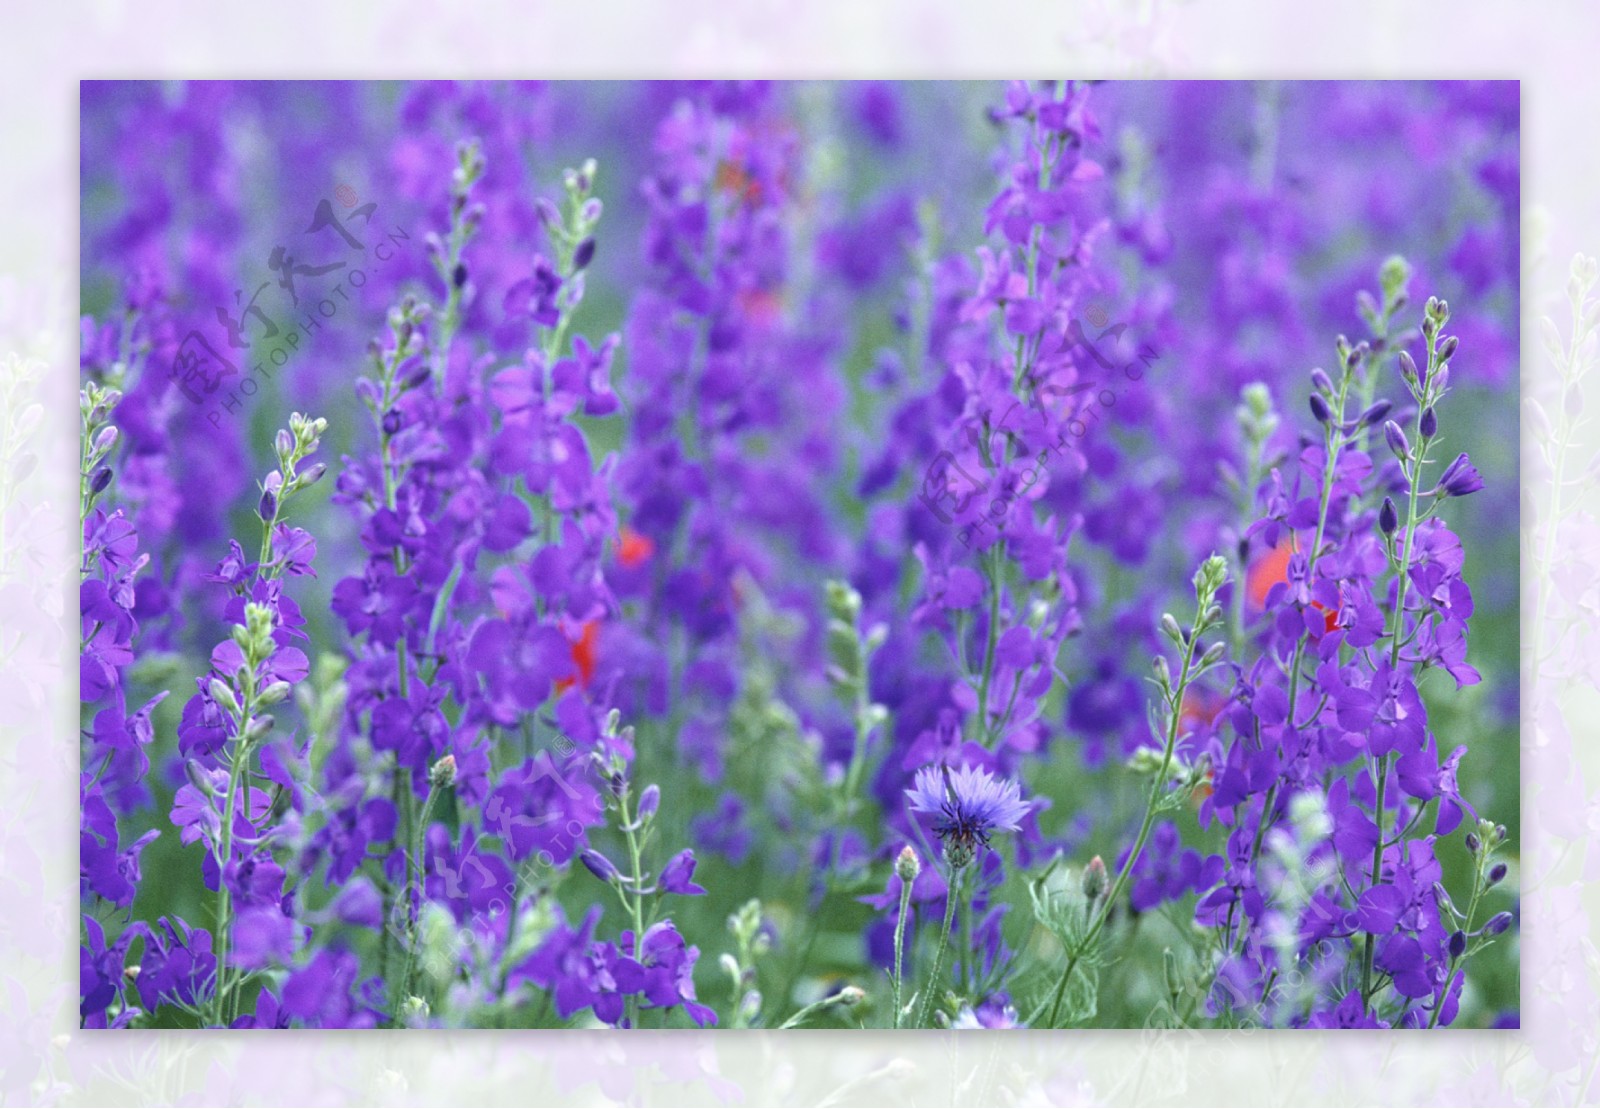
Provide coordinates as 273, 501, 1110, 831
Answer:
78, 79, 1518, 1030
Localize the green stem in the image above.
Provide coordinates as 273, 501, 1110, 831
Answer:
209, 712, 255, 1027
1035, 589, 1206, 1028
615, 787, 648, 1027
1364, 339, 1436, 1012
891, 877, 913, 1029
975, 547, 1004, 746
915, 871, 960, 1028
959, 880, 974, 996
396, 787, 440, 1007
1428, 855, 1485, 1029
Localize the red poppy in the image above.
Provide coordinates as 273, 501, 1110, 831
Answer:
1245, 535, 1337, 633
554, 619, 600, 694
617, 525, 654, 569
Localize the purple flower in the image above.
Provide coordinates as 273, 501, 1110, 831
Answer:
132, 917, 217, 1017
1306, 989, 1391, 1029
515, 905, 603, 1020
906, 763, 1030, 867
659, 849, 708, 896
951, 998, 1023, 1028
1436, 452, 1484, 497
279, 948, 375, 1028
81, 781, 158, 909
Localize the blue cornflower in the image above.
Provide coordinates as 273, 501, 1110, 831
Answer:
906, 763, 1030, 868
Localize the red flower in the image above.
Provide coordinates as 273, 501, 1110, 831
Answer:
1246, 536, 1336, 633
616, 525, 654, 569
554, 620, 600, 694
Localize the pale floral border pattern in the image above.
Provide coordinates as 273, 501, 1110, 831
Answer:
3, 1, 1597, 1104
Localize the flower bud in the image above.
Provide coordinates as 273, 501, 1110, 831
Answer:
184, 758, 216, 795
1082, 855, 1108, 901
257, 680, 292, 706
1308, 393, 1331, 424
93, 426, 119, 454
1483, 911, 1513, 936
580, 848, 621, 884
1201, 641, 1226, 667
243, 714, 275, 743
1398, 349, 1419, 386
1419, 406, 1437, 439
836, 985, 866, 1008
1310, 368, 1334, 396
1561, 382, 1584, 422
637, 783, 660, 822
535, 197, 562, 232
1437, 335, 1458, 363
1384, 420, 1411, 461
208, 678, 239, 716
90, 466, 113, 495
1152, 654, 1172, 688
1448, 930, 1467, 959
1358, 400, 1392, 427
429, 754, 457, 789
1160, 613, 1182, 642
1433, 882, 1460, 917
257, 488, 277, 522
1464, 832, 1480, 854
1378, 496, 1398, 536
894, 845, 921, 883
1487, 862, 1507, 886
1162, 947, 1182, 998
573, 237, 596, 271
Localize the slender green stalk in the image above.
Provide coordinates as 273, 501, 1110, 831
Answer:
396, 786, 441, 1006
779, 987, 863, 1029
209, 702, 255, 1026
915, 872, 960, 1028
1034, 564, 1220, 1028
891, 878, 913, 1029
611, 784, 649, 1027
1363, 331, 1438, 1012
